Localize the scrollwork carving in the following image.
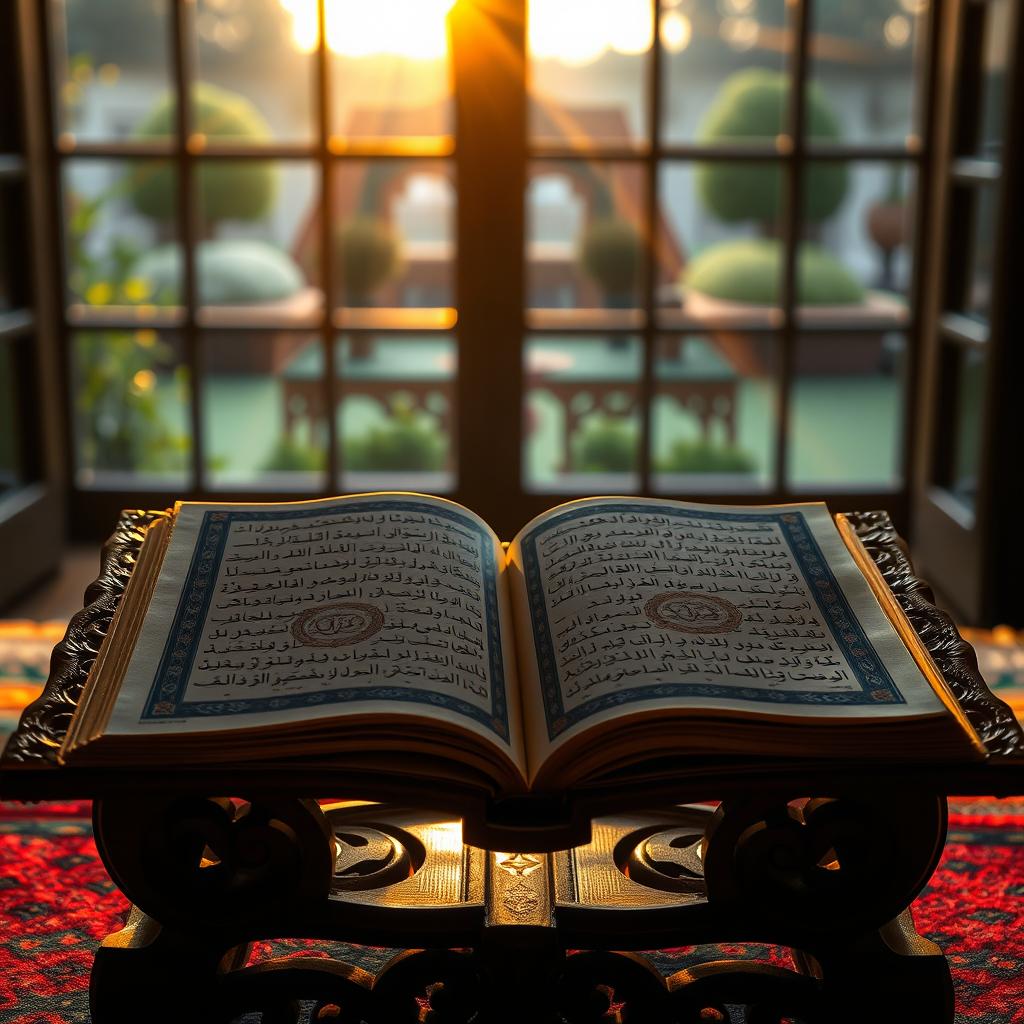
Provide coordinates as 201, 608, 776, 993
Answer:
92, 795, 335, 930
558, 951, 673, 1024
372, 949, 481, 1024
701, 793, 947, 936
3, 509, 168, 764
845, 510, 1024, 759
625, 826, 706, 894
668, 960, 824, 1024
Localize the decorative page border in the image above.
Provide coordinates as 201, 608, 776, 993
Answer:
141, 501, 510, 742
519, 504, 906, 741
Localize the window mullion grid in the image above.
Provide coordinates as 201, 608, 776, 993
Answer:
170, 0, 203, 494
777, 0, 813, 498
316, 0, 339, 491
639, 0, 662, 494
898, 0, 943, 504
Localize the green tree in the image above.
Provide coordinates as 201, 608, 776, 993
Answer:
126, 83, 277, 232
696, 69, 847, 232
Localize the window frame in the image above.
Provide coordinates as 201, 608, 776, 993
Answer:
912, 0, 1024, 624
38, 0, 942, 541
0, 0, 65, 607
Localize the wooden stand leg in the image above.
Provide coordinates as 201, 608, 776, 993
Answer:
667, 911, 954, 1024
90, 907, 246, 1024
86, 796, 957, 1023
804, 911, 955, 1023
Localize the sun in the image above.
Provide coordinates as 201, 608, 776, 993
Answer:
282, 0, 655, 65
281, 0, 457, 60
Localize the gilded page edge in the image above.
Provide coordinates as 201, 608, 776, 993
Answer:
835, 513, 987, 757
60, 516, 173, 760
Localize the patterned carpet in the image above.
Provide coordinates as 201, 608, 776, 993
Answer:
0, 800, 1020, 1022
0, 621, 65, 746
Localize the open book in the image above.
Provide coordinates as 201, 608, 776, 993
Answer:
61, 494, 984, 796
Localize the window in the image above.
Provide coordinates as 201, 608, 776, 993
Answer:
42, 0, 936, 538
524, 0, 929, 506
1, 0, 65, 605
49, 0, 459, 534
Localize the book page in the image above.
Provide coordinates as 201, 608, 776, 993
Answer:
508, 497, 951, 771
101, 493, 523, 764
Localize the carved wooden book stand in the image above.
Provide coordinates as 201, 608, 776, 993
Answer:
2, 510, 1023, 1024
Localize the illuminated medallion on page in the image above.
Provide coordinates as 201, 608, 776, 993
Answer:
644, 592, 743, 635
291, 602, 385, 647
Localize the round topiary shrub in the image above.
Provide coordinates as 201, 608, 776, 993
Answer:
571, 417, 637, 473
578, 218, 643, 306
685, 239, 865, 306
126, 82, 277, 227
696, 68, 847, 229
336, 218, 402, 305
657, 438, 756, 474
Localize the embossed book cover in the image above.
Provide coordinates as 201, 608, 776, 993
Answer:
60, 493, 984, 795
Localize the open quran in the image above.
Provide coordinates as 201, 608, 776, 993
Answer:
61, 493, 984, 797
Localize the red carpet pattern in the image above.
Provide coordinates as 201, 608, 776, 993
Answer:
0, 802, 1021, 1022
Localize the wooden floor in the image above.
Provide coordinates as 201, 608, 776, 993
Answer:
4, 547, 101, 622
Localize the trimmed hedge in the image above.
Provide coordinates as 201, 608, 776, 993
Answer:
685, 239, 865, 306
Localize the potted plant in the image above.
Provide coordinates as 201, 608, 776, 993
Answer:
578, 217, 642, 311
571, 417, 637, 473
261, 435, 326, 473
655, 436, 758, 489
866, 164, 909, 292
344, 400, 445, 472
335, 217, 403, 359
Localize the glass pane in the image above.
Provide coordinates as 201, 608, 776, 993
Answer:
807, 0, 929, 145
523, 334, 641, 492
661, 0, 790, 146
71, 330, 191, 488
652, 335, 777, 493
0, 188, 14, 313
51, 0, 174, 145
334, 160, 455, 310
203, 331, 325, 489
798, 161, 915, 326
788, 332, 906, 489
0, 343, 24, 496
951, 346, 985, 510
193, 0, 314, 144
63, 159, 181, 315
527, 161, 646, 312
660, 160, 786, 327
0, 3, 20, 152
195, 159, 321, 322
529, 0, 652, 148
337, 334, 456, 491
964, 185, 997, 322
1, 181, 29, 312
978, 0, 1011, 158
326, 0, 454, 145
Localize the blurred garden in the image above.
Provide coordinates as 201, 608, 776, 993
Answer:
57, 0, 917, 495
